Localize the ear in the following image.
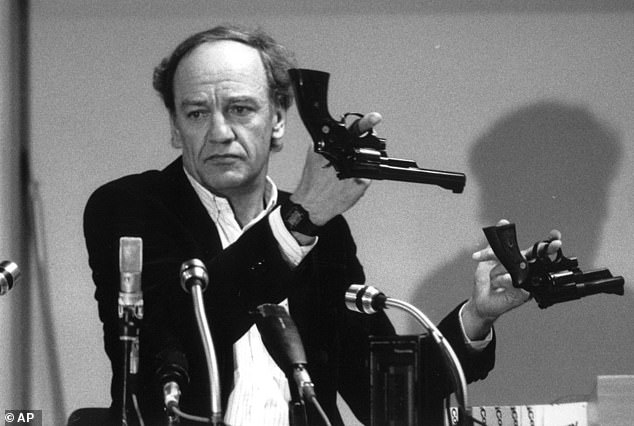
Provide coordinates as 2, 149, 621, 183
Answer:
270, 108, 286, 152
169, 114, 182, 149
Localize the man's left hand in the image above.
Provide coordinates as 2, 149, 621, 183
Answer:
461, 219, 562, 340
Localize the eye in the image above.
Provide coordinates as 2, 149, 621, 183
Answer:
187, 110, 207, 120
229, 104, 255, 116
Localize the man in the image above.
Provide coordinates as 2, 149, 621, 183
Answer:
84, 24, 561, 425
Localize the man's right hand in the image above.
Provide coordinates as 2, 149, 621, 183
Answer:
289, 112, 382, 226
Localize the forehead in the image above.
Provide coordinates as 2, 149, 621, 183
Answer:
173, 40, 268, 97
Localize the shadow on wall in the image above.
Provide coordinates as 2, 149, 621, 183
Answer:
413, 99, 622, 322
409, 100, 626, 405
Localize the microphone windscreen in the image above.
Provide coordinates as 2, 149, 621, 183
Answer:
253, 304, 307, 373
180, 259, 209, 293
119, 237, 142, 294
345, 284, 386, 314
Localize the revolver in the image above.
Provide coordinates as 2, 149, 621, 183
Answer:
483, 222, 624, 309
288, 68, 466, 193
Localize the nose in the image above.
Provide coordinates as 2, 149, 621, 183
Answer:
205, 111, 234, 144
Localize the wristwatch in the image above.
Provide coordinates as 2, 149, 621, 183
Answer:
280, 200, 321, 236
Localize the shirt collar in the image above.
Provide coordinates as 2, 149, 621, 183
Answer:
183, 167, 278, 226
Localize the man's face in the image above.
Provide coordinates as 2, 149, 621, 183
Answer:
170, 40, 285, 197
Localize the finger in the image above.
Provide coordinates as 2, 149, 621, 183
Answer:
522, 236, 563, 259
355, 112, 383, 133
489, 263, 513, 285
548, 229, 562, 241
488, 267, 514, 291
472, 246, 495, 262
489, 262, 511, 278
545, 239, 562, 255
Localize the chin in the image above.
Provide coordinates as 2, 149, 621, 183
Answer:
202, 172, 256, 194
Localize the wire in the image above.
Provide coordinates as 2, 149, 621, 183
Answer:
308, 395, 332, 426
171, 406, 212, 424
131, 393, 145, 426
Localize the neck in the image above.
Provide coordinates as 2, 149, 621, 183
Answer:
228, 188, 266, 227
184, 166, 269, 228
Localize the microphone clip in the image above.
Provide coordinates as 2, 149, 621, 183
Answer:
118, 297, 144, 321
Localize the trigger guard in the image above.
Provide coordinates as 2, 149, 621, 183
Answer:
342, 112, 376, 138
531, 239, 563, 264
341, 112, 363, 124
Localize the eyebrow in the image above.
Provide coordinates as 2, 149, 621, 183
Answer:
180, 98, 208, 108
179, 95, 263, 109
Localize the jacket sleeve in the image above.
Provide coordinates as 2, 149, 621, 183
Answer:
438, 302, 496, 385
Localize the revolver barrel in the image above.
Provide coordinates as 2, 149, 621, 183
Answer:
346, 149, 466, 192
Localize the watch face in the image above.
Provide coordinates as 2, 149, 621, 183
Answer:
286, 207, 306, 228
282, 201, 319, 236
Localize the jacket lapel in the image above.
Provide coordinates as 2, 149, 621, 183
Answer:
159, 157, 223, 259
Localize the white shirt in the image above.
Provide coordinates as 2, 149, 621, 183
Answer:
185, 171, 314, 426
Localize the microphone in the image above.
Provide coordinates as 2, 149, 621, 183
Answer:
253, 304, 316, 400
180, 259, 223, 425
253, 304, 307, 370
254, 304, 330, 426
180, 258, 209, 294
118, 237, 143, 320
0, 260, 20, 296
345, 284, 387, 314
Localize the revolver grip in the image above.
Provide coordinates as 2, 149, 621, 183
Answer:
288, 68, 334, 136
482, 223, 529, 287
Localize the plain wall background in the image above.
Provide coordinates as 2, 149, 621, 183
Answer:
2, 1, 632, 424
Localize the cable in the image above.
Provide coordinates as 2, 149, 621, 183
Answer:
131, 393, 145, 426
308, 395, 332, 426
171, 406, 211, 424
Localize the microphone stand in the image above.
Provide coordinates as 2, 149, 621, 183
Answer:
191, 284, 222, 425
383, 297, 469, 425
119, 302, 142, 426
181, 259, 223, 426
346, 285, 471, 426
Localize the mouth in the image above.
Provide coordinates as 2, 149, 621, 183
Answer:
206, 154, 243, 164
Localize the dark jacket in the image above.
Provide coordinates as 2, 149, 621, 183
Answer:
83, 157, 495, 425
